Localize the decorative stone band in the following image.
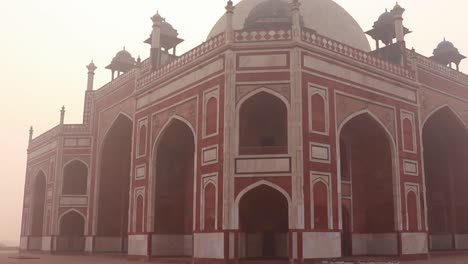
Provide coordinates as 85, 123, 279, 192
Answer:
409, 50, 468, 85
137, 33, 226, 89
320, 260, 400, 264
94, 69, 136, 99
301, 27, 414, 80
63, 124, 89, 133
234, 28, 292, 42
29, 125, 60, 150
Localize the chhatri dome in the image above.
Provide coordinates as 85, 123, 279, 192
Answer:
208, 0, 371, 51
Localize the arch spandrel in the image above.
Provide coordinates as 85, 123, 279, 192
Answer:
420, 89, 468, 130
236, 84, 290, 104
97, 99, 135, 144
336, 94, 396, 140
150, 98, 198, 147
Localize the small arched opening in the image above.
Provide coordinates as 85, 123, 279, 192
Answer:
239, 91, 288, 155
62, 160, 88, 195
238, 184, 289, 260
57, 211, 85, 252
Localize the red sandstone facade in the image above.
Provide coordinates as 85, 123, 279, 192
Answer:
20, 0, 468, 262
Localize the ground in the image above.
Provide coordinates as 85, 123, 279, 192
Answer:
1, 252, 468, 264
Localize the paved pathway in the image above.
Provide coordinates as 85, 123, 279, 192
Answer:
1, 252, 468, 264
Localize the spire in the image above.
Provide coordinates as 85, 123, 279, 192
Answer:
291, 0, 301, 40
225, 0, 235, 43
60, 106, 66, 125
29, 126, 34, 142
86, 60, 97, 91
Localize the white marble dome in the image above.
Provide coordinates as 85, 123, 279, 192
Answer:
208, 0, 371, 52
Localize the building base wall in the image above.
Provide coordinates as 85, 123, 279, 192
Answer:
429, 234, 453, 251
194, 233, 224, 259
27, 237, 42, 251
93, 236, 123, 253
238, 233, 288, 259
128, 234, 148, 256
151, 234, 192, 257
302, 232, 341, 259
455, 234, 468, 250
401, 233, 428, 255
19, 236, 28, 251
352, 233, 398, 256
85, 236, 93, 253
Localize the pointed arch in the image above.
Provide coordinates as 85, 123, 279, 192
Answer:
57, 209, 86, 252
234, 180, 292, 229
337, 109, 401, 230
236, 88, 289, 155
422, 104, 468, 132
62, 159, 88, 195
94, 112, 133, 251
151, 115, 197, 160
58, 208, 86, 225
149, 115, 196, 257
149, 114, 197, 231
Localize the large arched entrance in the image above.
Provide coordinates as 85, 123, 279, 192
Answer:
423, 107, 468, 251
339, 113, 396, 256
57, 211, 85, 252
96, 114, 132, 252
29, 171, 46, 250
153, 118, 195, 257
238, 184, 289, 260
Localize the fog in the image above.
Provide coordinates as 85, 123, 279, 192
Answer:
1, 0, 467, 244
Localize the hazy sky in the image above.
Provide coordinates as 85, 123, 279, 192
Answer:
1, 0, 467, 243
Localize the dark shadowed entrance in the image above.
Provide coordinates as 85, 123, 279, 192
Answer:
57, 211, 85, 252
239, 184, 289, 260
96, 114, 132, 252
423, 107, 468, 251
153, 118, 195, 257
339, 113, 396, 256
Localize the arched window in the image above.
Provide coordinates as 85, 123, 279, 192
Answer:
313, 182, 329, 229
204, 183, 216, 231
62, 160, 88, 195
205, 97, 218, 136
311, 94, 326, 133
239, 92, 288, 155
407, 191, 418, 231
403, 118, 414, 151
138, 124, 147, 156
136, 195, 144, 233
